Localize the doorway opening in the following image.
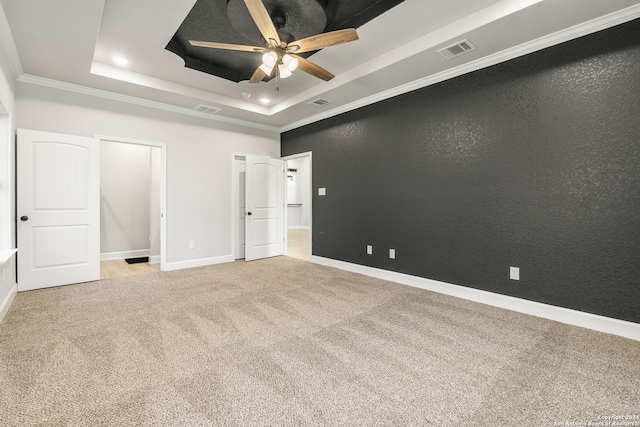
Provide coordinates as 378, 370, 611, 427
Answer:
98, 136, 167, 278
282, 152, 312, 261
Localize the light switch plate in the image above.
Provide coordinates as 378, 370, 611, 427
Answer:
318, 187, 326, 196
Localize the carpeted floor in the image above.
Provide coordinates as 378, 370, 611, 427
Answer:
0, 257, 638, 426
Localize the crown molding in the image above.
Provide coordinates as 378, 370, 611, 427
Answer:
279, 2, 640, 133
9, 2, 640, 135
0, 3, 23, 79
273, 0, 543, 118
90, 61, 270, 116
16, 74, 280, 133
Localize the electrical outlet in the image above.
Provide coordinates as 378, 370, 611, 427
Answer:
389, 249, 396, 259
367, 245, 373, 255
189, 241, 195, 249
318, 187, 326, 196
510, 266, 520, 280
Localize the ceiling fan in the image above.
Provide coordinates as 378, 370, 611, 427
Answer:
188, 0, 359, 86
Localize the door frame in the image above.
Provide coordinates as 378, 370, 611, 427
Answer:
281, 151, 312, 259
96, 135, 167, 271
232, 153, 245, 260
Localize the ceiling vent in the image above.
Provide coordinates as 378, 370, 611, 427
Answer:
193, 104, 221, 115
309, 98, 331, 108
437, 39, 476, 60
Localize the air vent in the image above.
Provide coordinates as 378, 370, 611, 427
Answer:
309, 98, 331, 108
193, 104, 221, 115
437, 39, 476, 60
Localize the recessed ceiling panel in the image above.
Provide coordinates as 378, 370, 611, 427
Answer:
165, 0, 405, 82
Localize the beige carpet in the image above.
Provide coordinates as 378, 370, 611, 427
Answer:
0, 257, 638, 426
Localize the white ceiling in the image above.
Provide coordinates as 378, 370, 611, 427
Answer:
2, 0, 639, 132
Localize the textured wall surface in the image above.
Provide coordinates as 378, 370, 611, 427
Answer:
281, 19, 640, 323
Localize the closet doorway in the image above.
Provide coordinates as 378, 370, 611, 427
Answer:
283, 152, 312, 261
98, 136, 166, 278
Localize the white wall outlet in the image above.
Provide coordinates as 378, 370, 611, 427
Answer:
389, 249, 396, 259
367, 245, 373, 255
189, 241, 195, 249
510, 266, 520, 280
318, 187, 326, 196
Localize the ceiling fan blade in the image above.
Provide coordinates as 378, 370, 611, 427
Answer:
292, 55, 335, 81
189, 40, 265, 53
249, 64, 276, 83
244, 0, 281, 47
249, 67, 267, 83
287, 28, 358, 54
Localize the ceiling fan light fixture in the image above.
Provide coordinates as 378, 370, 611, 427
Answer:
278, 63, 292, 78
282, 54, 298, 72
186, 0, 359, 87
259, 63, 274, 75
262, 51, 278, 67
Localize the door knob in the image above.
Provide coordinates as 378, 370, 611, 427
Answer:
247, 212, 252, 216
20, 216, 28, 221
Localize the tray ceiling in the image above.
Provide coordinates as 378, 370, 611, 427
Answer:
166, 0, 404, 82
2, 0, 639, 131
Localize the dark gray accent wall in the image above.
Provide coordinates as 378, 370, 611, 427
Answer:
281, 19, 640, 324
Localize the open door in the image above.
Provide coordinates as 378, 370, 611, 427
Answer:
17, 129, 100, 291
245, 155, 284, 261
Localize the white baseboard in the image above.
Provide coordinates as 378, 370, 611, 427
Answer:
149, 255, 161, 265
311, 256, 640, 342
287, 226, 311, 230
101, 249, 150, 261
0, 283, 17, 324
163, 254, 235, 272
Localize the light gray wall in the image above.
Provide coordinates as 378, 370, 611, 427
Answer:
15, 82, 280, 269
0, 25, 17, 321
100, 141, 151, 257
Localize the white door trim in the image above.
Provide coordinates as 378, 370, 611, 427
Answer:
96, 135, 167, 271
282, 151, 312, 259
231, 153, 246, 260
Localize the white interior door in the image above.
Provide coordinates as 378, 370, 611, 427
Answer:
17, 129, 100, 291
245, 155, 284, 261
